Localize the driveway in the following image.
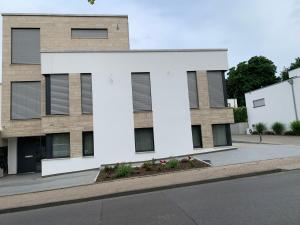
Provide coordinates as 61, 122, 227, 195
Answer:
232, 134, 300, 146
196, 142, 300, 166
0, 169, 99, 197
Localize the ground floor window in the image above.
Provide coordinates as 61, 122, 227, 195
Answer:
192, 125, 203, 148
134, 128, 154, 152
83, 131, 94, 156
46, 133, 70, 158
212, 124, 232, 147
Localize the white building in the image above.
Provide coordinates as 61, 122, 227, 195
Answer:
227, 98, 238, 108
245, 68, 300, 130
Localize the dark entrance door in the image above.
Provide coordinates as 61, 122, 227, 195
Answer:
17, 136, 44, 173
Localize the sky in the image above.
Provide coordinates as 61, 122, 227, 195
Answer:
0, 0, 299, 79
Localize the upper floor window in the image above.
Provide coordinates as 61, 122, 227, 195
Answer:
11, 81, 41, 120
81, 73, 93, 114
187, 71, 199, 109
131, 72, 152, 112
45, 74, 69, 115
71, 28, 108, 39
11, 28, 40, 64
207, 71, 226, 108
253, 98, 265, 108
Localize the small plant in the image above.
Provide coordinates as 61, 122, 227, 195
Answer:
103, 166, 113, 173
142, 161, 153, 171
151, 158, 156, 165
271, 122, 285, 135
189, 160, 196, 168
113, 163, 120, 170
115, 164, 133, 178
284, 130, 295, 136
254, 123, 267, 143
291, 120, 300, 135
166, 159, 179, 169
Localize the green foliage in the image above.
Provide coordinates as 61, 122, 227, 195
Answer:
284, 131, 295, 136
233, 107, 248, 123
280, 57, 300, 81
254, 123, 267, 135
115, 164, 133, 178
142, 161, 153, 171
271, 122, 285, 135
291, 120, 300, 135
88, 0, 95, 4
166, 159, 179, 169
226, 56, 278, 106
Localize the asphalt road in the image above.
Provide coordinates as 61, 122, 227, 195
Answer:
1, 170, 300, 225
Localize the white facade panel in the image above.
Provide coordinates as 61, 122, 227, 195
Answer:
41, 50, 228, 175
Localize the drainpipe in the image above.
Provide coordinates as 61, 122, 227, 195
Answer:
288, 79, 298, 121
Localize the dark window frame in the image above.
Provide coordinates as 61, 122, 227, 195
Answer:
191, 125, 203, 148
46, 133, 70, 159
253, 98, 265, 108
134, 128, 155, 153
212, 124, 232, 147
71, 28, 108, 39
80, 73, 93, 114
10, 81, 41, 120
187, 71, 199, 109
11, 28, 41, 65
82, 131, 94, 157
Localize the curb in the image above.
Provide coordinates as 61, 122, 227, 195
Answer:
0, 168, 283, 215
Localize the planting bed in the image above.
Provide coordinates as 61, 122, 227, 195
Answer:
97, 157, 210, 182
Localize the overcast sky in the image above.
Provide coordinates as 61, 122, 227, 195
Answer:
0, 0, 299, 79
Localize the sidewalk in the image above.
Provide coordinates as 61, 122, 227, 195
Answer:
1, 156, 300, 213
233, 134, 300, 146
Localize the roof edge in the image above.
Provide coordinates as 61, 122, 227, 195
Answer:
1, 13, 128, 18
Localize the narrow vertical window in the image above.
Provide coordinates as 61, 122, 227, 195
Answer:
207, 71, 226, 107
192, 125, 202, 148
81, 73, 93, 114
187, 71, 199, 109
131, 73, 152, 112
83, 132, 94, 156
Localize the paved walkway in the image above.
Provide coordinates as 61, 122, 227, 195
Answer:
233, 134, 300, 146
1, 156, 300, 212
0, 169, 99, 197
197, 142, 300, 166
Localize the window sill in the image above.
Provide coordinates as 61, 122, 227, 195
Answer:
135, 150, 155, 154
10, 117, 41, 121
83, 155, 94, 158
193, 147, 203, 150
42, 156, 70, 161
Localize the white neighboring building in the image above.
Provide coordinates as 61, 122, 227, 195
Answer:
227, 98, 238, 108
245, 68, 300, 130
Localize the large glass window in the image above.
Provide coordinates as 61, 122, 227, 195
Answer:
11, 82, 41, 120
212, 124, 231, 147
83, 132, 94, 156
207, 71, 226, 107
11, 28, 40, 64
131, 73, 152, 112
134, 128, 154, 152
48, 133, 70, 158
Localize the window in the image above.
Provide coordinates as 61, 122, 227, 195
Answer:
83, 132, 94, 156
45, 74, 69, 115
212, 124, 231, 147
81, 74, 93, 114
71, 28, 108, 39
207, 71, 226, 107
253, 98, 265, 108
46, 133, 70, 158
11, 28, 40, 64
131, 73, 152, 112
187, 71, 199, 109
192, 125, 202, 148
134, 128, 154, 152
11, 82, 41, 119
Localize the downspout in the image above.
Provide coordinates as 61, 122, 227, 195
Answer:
288, 79, 298, 120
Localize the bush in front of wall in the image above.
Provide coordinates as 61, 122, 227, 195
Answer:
166, 159, 179, 169
284, 131, 295, 136
271, 122, 285, 135
291, 120, 300, 135
142, 161, 153, 171
115, 164, 133, 178
254, 123, 267, 135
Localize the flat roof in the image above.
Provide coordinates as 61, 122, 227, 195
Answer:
41, 49, 228, 53
1, 13, 128, 18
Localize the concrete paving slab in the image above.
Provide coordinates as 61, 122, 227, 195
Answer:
233, 134, 300, 146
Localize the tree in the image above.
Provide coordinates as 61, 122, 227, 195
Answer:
281, 57, 300, 81
88, 0, 95, 4
226, 56, 278, 106
254, 123, 267, 143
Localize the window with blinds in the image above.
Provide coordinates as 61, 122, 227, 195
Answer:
46, 74, 69, 115
11, 82, 41, 120
192, 125, 202, 148
11, 28, 40, 64
207, 71, 225, 107
253, 98, 265, 108
134, 128, 155, 152
187, 71, 199, 109
71, 28, 108, 39
131, 73, 152, 112
46, 133, 70, 158
81, 74, 93, 114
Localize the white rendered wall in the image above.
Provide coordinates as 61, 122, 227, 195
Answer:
7, 138, 17, 174
294, 78, 300, 119
245, 78, 299, 130
41, 50, 228, 174
289, 68, 300, 78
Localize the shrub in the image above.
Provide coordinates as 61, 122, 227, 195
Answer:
252, 131, 258, 135
284, 131, 295, 136
271, 122, 285, 135
233, 107, 248, 123
115, 164, 133, 178
291, 120, 300, 135
254, 123, 267, 135
264, 131, 275, 135
142, 161, 153, 171
103, 166, 113, 173
166, 159, 179, 169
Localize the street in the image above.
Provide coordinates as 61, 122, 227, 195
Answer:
1, 170, 300, 225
